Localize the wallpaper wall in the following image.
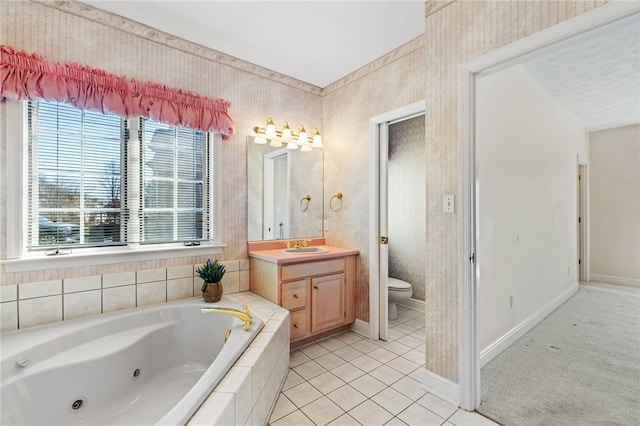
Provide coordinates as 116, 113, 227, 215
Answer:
388, 115, 426, 302
422, 0, 610, 382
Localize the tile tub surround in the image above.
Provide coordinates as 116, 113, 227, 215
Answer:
0, 260, 250, 331
189, 292, 291, 426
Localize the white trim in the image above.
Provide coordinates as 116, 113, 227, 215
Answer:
5, 100, 25, 259
1, 244, 224, 273
413, 368, 461, 407
479, 283, 578, 367
368, 100, 426, 342
589, 274, 640, 288
350, 319, 371, 338
398, 297, 426, 312
459, 1, 640, 411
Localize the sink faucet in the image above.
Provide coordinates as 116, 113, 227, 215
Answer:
294, 239, 309, 248
201, 304, 253, 331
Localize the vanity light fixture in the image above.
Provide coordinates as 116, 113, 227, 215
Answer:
253, 118, 323, 151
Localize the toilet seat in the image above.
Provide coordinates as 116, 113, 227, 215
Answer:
388, 278, 411, 291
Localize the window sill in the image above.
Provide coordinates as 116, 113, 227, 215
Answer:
2, 243, 226, 273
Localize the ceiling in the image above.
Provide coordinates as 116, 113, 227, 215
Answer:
81, 1, 426, 88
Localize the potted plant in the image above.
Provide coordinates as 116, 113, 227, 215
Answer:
196, 259, 226, 303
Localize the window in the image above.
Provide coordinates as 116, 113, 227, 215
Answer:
14, 99, 220, 256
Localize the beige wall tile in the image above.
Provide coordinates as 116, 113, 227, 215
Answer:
167, 277, 194, 301
221, 260, 240, 273
187, 392, 235, 426
137, 268, 166, 284
19, 295, 62, 328
103, 285, 136, 313
137, 281, 167, 307
64, 290, 102, 320
0, 284, 17, 302
222, 271, 240, 294
167, 265, 193, 280
240, 270, 250, 292
103, 272, 135, 288
19, 280, 62, 299
64, 275, 101, 293
239, 259, 250, 271
0, 301, 17, 331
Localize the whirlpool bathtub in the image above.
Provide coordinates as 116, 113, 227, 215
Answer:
0, 298, 264, 425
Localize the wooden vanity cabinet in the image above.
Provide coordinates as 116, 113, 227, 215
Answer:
250, 254, 357, 343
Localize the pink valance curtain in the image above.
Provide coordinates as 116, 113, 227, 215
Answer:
0, 45, 234, 139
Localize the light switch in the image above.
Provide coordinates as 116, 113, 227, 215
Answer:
443, 195, 454, 213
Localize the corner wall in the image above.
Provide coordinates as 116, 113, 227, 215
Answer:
589, 124, 640, 286
476, 65, 587, 355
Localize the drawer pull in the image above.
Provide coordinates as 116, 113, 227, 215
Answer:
313, 285, 318, 289
293, 324, 298, 328
294, 294, 298, 298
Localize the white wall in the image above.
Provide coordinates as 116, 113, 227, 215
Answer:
589, 125, 640, 285
476, 65, 588, 356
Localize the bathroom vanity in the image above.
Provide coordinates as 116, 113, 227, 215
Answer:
248, 239, 358, 344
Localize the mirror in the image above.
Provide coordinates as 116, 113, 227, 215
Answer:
247, 136, 324, 241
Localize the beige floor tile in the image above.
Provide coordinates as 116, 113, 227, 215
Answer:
402, 348, 426, 365
290, 350, 311, 367
391, 376, 427, 401
284, 382, 322, 408
327, 384, 368, 412
330, 363, 366, 383
315, 352, 347, 370
301, 396, 345, 426
283, 370, 305, 390
335, 331, 364, 345
371, 388, 413, 416
294, 360, 327, 380
271, 409, 315, 426
350, 338, 380, 354
350, 354, 382, 372
394, 323, 418, 334
384, 417, 409, 425
387, 329, 406, 341
334, 345, 364, 361
369, 365, 404, 386
318, 336, 348, 351
369, 347, 398, 363
349, 400, 393, 426
417, 393, 458, 419
309, 371, 346, 394
397, 402, 445, 426
383, 341, 412, 356
387, 356, 420, 375
349, 374, 387, 398
327, 413, 362, 426
269, 394, 297, 422
396, 334, 424, 349
300, 342, 330, 359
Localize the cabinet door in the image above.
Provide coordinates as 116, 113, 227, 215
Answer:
311, 273, 345, 334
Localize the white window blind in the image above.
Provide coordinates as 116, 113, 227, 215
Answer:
25, 100, 213, 253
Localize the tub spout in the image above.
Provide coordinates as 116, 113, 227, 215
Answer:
201, 304, 253, 331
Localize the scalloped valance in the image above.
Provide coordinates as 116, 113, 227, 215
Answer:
0, 45, 234, 139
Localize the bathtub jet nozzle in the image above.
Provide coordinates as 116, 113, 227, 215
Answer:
201, 304, 253, 331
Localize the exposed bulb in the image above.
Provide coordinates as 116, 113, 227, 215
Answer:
282, 122, 292, 141
298, 125, 308, 145
265, 117, 277, 138
312, 129, 323, 148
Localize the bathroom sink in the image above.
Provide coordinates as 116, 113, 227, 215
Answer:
282, 247, 330, 254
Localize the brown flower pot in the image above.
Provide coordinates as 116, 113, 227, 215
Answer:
202, 281, 223, 303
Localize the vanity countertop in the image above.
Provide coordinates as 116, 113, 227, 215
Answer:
248, 242, 359, 265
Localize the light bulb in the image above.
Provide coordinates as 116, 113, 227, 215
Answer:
265, 117, 276, 138
282, 122, 292, 141
270, 139, 283, 147
253, 136, 267, 144
286, 140, 299, 150
298, 125, 308, 145
312, 129, 323, 148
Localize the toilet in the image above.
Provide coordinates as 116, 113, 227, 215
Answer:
388, 277, 413, 320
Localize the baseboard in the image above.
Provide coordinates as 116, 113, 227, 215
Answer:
398, 297, 426, 312
590, 274, 639, 288
479, 283, 578, 368
350, 319, 371, 339
413, 367, 460, 406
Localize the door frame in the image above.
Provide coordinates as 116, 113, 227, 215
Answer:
458, 1, 640, 410
368, 100, 425, 341
578, 162, 589, 282
263, 149, 290, 240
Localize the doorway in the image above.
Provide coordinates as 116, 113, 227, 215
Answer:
368, 100, 425, 341
578, 163, 588, 282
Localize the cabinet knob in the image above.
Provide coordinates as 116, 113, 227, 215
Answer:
293, 324, 298, 328
313, 285, 318, 290
294, 294, 298, 298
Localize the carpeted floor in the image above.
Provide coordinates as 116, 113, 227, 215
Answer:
477, 284, 640, 426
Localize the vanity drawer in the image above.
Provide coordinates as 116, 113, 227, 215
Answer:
290, 309, 307, 341
281, 280, 307, 310
281, 258, 344, 281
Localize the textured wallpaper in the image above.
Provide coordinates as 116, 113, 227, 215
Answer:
388, 115, 426, 301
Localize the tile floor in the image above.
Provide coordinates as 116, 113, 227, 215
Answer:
268, 305, 498, 426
